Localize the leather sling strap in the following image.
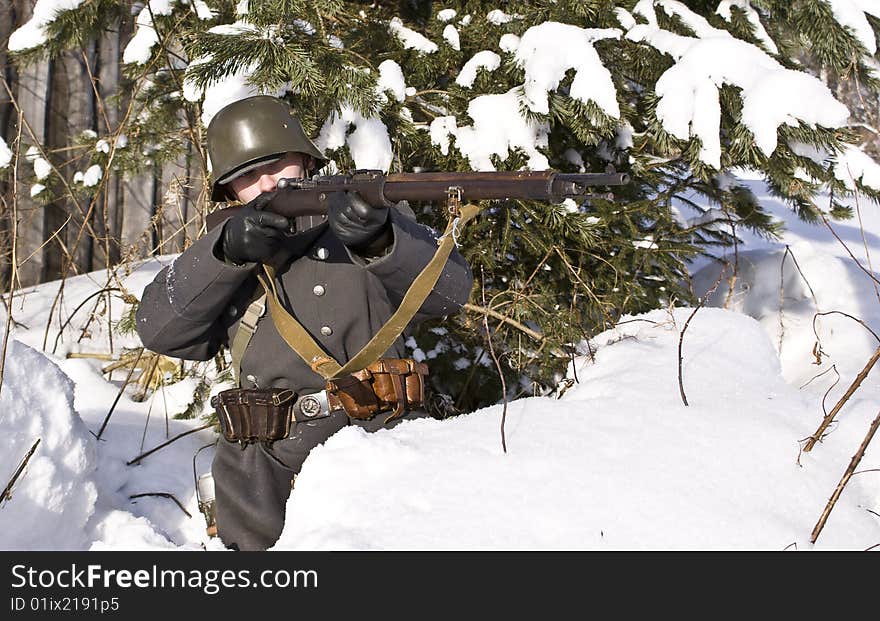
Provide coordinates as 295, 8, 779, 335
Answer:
255, 202, 481, 380
230, 294, 267, 384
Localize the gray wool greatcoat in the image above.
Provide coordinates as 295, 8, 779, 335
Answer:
135, 207, 473, 550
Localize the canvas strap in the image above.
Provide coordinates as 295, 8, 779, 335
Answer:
230, 294, 267, 385
255, 202, 481, 380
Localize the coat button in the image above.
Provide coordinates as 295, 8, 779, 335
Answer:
313, 284, 326, 296
320, 326, 333, 336
316, 247, 329, 260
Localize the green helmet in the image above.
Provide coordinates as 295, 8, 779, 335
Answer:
207, 95, 328, 202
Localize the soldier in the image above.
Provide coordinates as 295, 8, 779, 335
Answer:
136, 95, 473, 550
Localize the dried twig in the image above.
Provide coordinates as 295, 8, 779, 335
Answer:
1, 439, 41, 506
810, 408, 880, 543
812, 310, 880, 347
778, 245, 822, 354
127, 424, 213, 466
51, 287, 121, 354
95, 347, 145, 440
803, 345, 880, 452
0, 109, 23, 398
464, 303, 544, 342
129, 492, 192, 518
481, 268, 507, 454
845, 165, 880, 306
819, 210, 880, 289
678, 265, 727, 406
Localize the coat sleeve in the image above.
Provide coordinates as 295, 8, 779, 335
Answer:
135, 225, 258, 360
357, 207, 474, 320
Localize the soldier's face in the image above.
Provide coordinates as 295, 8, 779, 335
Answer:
228, 152, 310, 203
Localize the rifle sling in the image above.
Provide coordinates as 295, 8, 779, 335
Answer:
252, 203, 480, 380
230, 294, 267, 384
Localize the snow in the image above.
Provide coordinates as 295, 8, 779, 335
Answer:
834, 144, 880, 190
192, 0, 214, 20
437, 9, 457, 22
456, 51, 501, 88
317, 106, 394, 171
431, 89, 550, 171
514, 22, 621, 117
486, 10, 516, 25
716, 0, 779, 55
123, 0, 176, 65
626, 2, 850, 168
0, 257, 225, 551
429, 116, 457, 156
82, 164, 103, 187
30, 183, 45, 197
0, 339, 98, 549
821, 0, 880, 55
8, 0, 86, 52
0, 137, 12, 169
33, 157, 51, 180
389, 17, 438, 54
499, 33, 520, 53
377, 60, 407, 103
443, 25, 461, 51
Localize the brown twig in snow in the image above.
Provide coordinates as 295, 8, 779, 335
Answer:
803, 344, 880, 452
129, 492, 192, 518
812, 311, 880, 347
1, 439, 41, 506
0, 111, 23, 398
51, 287, 121, 354
95, 347, 145, 440
481, 268, 507, 454
810, 408, 880, 543
678, 265, 727, 406
127, 424, 213, 466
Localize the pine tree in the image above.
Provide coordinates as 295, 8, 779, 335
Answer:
3, 0, 880, 413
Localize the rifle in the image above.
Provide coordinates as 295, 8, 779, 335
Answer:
205, 168, 630, 231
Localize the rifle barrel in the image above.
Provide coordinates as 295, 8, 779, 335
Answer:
381, 171, 628, 203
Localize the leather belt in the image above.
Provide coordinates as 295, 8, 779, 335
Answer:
211, 358, 428, 444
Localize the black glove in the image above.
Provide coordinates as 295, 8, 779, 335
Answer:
327, 191, 391, 254
220, 192, 293, 265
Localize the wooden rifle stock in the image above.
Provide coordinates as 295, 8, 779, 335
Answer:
204, 169, 630, 231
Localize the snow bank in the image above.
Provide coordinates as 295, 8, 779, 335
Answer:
274, 308, 878, 550
0, 339, 98, 550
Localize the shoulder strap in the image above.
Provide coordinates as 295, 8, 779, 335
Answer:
257, 202, 481, 380
230, 294, 267, 385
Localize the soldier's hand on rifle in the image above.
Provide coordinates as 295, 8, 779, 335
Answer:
220, 192, 293, 265
327, 191, 392, 255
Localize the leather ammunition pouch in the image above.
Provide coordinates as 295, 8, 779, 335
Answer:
327, 358, 428, 422
211, 388, 297, 444
211, 358, 428, 443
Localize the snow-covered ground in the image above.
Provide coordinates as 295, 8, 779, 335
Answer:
1, 175, 879, 550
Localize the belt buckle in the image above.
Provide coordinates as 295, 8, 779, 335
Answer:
291, 390, 331, 426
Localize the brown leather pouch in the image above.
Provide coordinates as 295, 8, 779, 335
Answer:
211, 388, 296, 443
326, 358, 428, 423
